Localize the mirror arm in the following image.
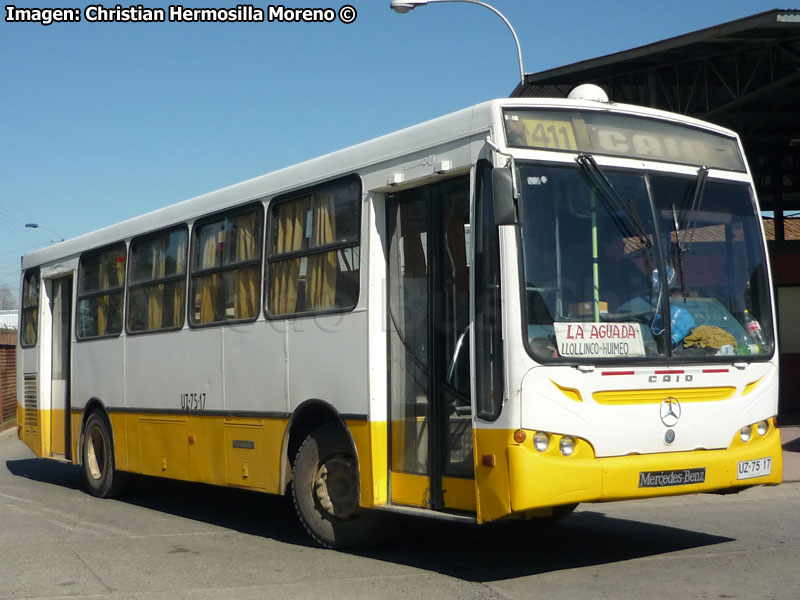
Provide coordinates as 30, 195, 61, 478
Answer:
485, 136, 519, 199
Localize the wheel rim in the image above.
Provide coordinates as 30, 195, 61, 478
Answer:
313, 454, 360, 520
86, 425, 105, 481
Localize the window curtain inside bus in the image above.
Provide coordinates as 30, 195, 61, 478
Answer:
198, 227, 220, 323
173, 235, 186, 325
148, 242, 166, 329
306, 193, 337, 310
98, 253, 123, 335
24, 309, 37, 345
21, 271, 39, 346
270, 200, 305, 315
234, 212, 258, 318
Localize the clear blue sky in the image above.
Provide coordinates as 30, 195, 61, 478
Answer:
0, 0, 784, 296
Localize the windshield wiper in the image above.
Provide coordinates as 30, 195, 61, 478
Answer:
671, 203, 688, 297
575, 154, 652, 251
671, 166, 708, 297
681, 165, 709, 254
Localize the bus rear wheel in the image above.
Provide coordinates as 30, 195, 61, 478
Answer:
82, 412, 128, 498
291, 423, 382, 550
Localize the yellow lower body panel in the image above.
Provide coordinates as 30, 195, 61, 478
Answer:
31, 408, 389, 509
391, 471, 430, 508
19, 405, 45, 458
390, 471, 477, 512
348, 420, 387, 507
66, 409, 290, 493
67, 410, 386, 505
19, 407, 69, 459
50, 408, 66, 455
506, 426, 783, 517
70, 410, 85, 461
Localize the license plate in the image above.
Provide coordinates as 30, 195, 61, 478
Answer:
737, 457, 772, 480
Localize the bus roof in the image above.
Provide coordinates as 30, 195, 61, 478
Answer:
21, 97, 740, 270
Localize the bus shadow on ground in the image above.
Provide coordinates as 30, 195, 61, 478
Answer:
6, 457, 733, 581
783, 436, 800, 452
365, 511, 733, 581
6, 457, 86, 491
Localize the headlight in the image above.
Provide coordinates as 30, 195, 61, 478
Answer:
740, 425, 752, 443
559, 436, 575, 456
533, 432, 550, 452
756, 420, 769, 436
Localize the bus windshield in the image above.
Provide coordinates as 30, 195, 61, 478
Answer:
520, 162, 774, 362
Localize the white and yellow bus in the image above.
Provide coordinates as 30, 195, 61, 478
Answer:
17, 92, 782, 549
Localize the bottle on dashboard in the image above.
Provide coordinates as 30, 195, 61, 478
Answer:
743, 309, 767, 347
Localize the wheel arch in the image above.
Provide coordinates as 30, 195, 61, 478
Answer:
279, 398, 359, 496
76, 398, 113, 466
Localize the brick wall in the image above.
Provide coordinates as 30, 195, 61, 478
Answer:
0, 328, 17, 430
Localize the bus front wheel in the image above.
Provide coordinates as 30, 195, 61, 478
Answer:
291, 423, 382, 550
82, 412, 128, 498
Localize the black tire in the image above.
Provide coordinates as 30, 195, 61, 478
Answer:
291, 422, 383, 550
82, 412, 128, 498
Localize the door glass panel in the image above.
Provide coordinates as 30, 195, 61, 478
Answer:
52, 280, 71, 380
51, 277, 72, 458
440, 179, 473, 478
388, 177, 474, 486
389, 195, 430, 475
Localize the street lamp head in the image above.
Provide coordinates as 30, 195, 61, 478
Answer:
390, 0, 429, 14
25, 223, 38, 228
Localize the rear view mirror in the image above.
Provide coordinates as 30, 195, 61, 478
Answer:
492, 167, 518, 225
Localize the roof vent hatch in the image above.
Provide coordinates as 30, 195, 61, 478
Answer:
568, 84, 609, 103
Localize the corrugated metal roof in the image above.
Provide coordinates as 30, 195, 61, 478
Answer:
510, 8, 800, 240
512, 9, 800, 98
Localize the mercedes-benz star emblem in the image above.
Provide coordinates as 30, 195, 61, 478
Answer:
660, 397, 681, 427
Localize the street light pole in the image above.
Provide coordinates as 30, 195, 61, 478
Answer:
25, 223, 64, 243
390, 0, 525, 87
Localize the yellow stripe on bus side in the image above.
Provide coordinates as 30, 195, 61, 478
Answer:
68, 411, 388, 509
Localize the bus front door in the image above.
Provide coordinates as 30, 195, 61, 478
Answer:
48, 276, 72, 460
387, 176, 476, 513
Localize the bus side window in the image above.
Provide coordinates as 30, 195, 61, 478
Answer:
128, 226, 189, 333
77, 244, 126, 339
266, 177, 361, 317
189, 205, 263, 326
20, 268, 40, 347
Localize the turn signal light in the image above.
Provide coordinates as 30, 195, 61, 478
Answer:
513, 429, 527, 444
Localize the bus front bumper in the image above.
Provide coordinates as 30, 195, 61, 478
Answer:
504, 424, 783, 516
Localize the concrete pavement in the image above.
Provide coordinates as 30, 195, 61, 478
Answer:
780, 425, 800, 482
